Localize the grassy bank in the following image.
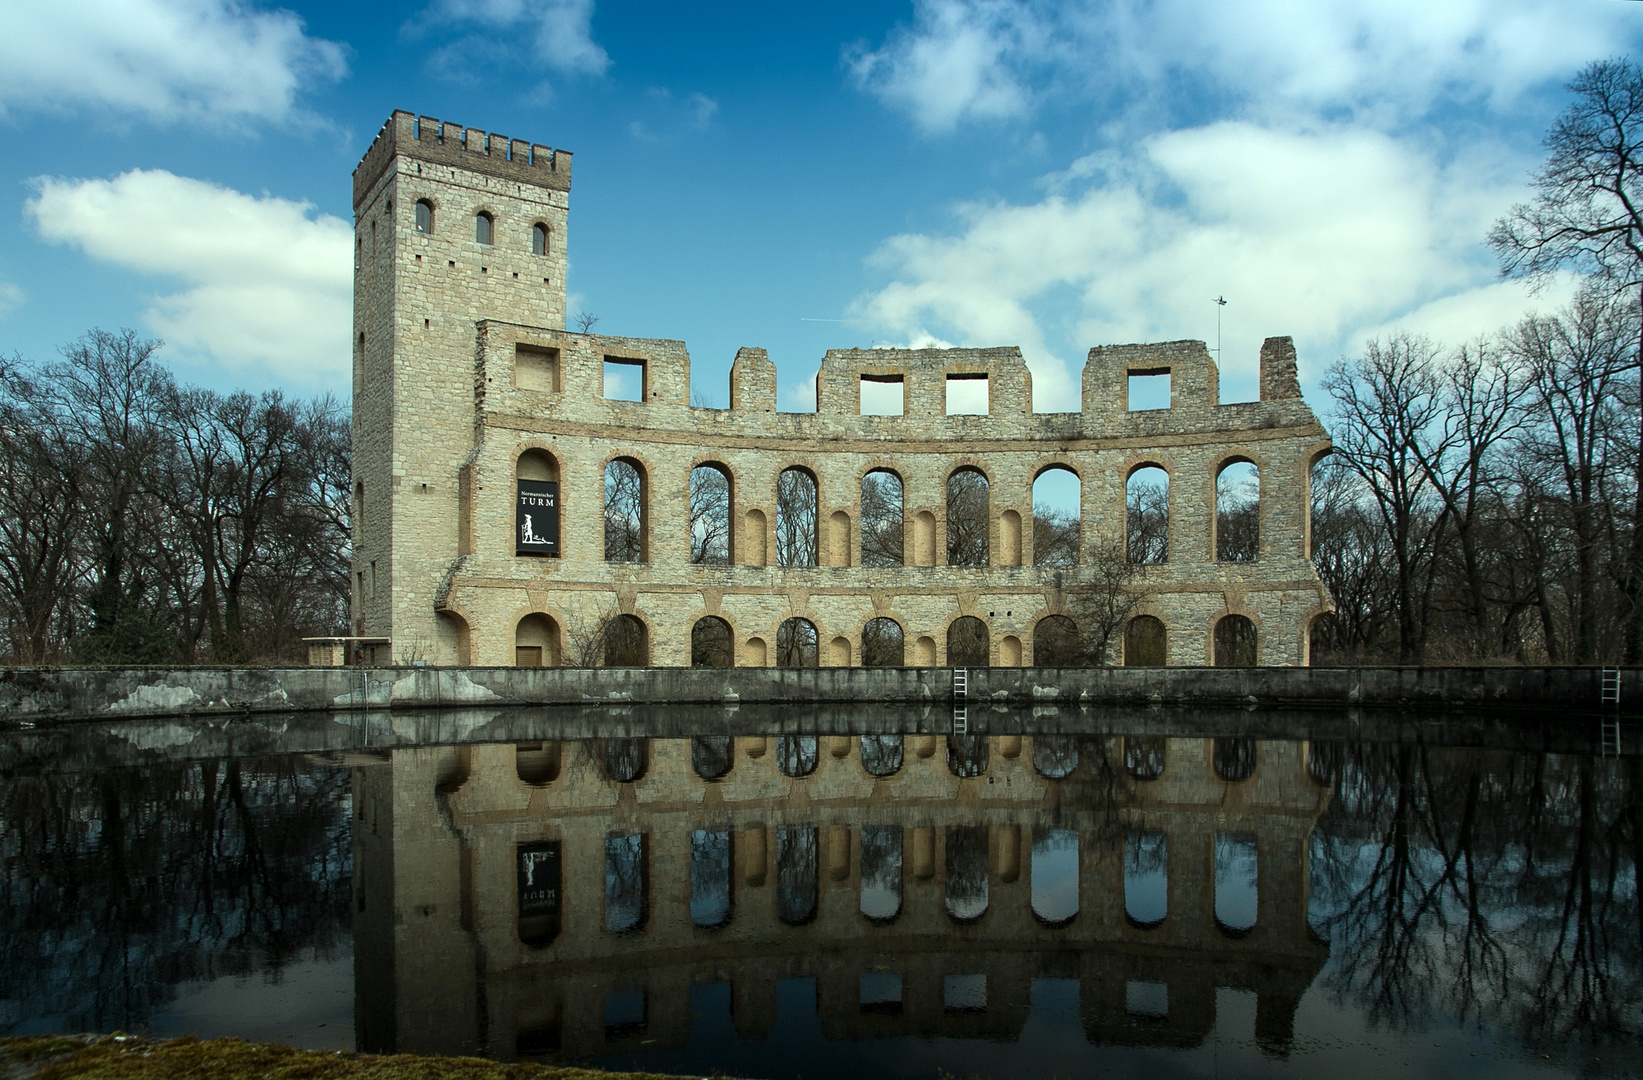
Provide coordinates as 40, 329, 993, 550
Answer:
0, 1036, 705, 1080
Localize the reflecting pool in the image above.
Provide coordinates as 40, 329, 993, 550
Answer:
1, 707, 1639, 1078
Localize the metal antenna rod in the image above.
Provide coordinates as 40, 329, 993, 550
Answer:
1213, 296, 1228, 362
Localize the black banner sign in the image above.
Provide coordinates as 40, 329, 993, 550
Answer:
516, 480, 559, 556
517, 841, 561, 920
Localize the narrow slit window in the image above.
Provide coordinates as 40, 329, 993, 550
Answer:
1128, 369, 1170, 411
475, 211, 494, 245
414, 199, 434, 234
603, 357, 646, 402
945, 374, 989, 415
859, 375, 904, 415
532, 222, 550, 255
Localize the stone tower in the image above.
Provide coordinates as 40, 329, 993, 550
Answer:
351, 111, 572, 662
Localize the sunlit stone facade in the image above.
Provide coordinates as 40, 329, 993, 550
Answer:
351, 111, 1334, 668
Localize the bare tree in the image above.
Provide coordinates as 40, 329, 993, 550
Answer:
689, 465, 731, 565
1126, 474, 1169, 564
859, 469, 904, 567
1064, 539, 1142, 664
1033, 506, 1080, 566
572, 311, 600, 334
1491, 58, 1643, 660
945, 469, 989, 566
776, 467, 817, 568
604, 459, 644, 562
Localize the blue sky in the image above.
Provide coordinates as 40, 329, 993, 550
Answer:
1, 0, 1639, 412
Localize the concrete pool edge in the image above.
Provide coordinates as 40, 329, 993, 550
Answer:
1, 664, 1637, 725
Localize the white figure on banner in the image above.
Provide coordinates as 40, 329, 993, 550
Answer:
521, 514, 549, 545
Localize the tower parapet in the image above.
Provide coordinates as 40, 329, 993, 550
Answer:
353, 109, 572, 210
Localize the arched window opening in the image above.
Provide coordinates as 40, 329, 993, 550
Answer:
777, 735, 818, 778
1124, 736, 1167, 780
515, 613, 559, 667
776, 826, 818, 925
532, 222, 550, 256
947, 616, 989, 667
859, 735, 904, 777
1032, 466, 1081, 566
1033, 615, 1081, 667
604, 833, 648, 934
604, 458, 646, 562
860, 469, 904, 567
1216, 460, 1260, 562
1123, 831, 1167, 928
517, 841, 561, 947
1031, 828, 1079, 926
777, 617, 819, 668
1126, 466, 1169, 564
1214, 614, 1257, 667
946, 468, 989, 566
690, 616, 733, 668
860, 825, 903, 922
947, 734, 988, 778
862, 618, 905, 667
1124, 615, 1166, 667
690, 829, 733, 929
1214, 832, 1259, 937
515, 742, 560, 786
690, 463, 732, 565
691, 736, 733, 781
603, 614, 648, 667
775, 467, 818, 567
1032, 735, 1078, 779
475, 211, 494, 245
602, 738, 649, 783
945, 825, 989, 923
516, 449, 561, 558
1213, 737, 1257, 782
414, 199, 433, 234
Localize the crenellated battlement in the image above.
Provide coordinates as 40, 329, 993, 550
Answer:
353, 109, 572, 210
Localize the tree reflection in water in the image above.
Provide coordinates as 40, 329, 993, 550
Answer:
945, 825, 989, 922
777, 736, 818, 778
604, 834, 647, 934
689, 830, 732, 929
1214, 832, 1258, 937
1031, 828, 1079, 926
947, 735, 988, 778
601, 739, 648, 783
1032, 735, 1079, 779
0, 758, 351, 1036
776, 826, 818, 925
859, 735, 904, 777
1308, 744, 1642, 1052
859, 825, 902, 922
1124, 831, 1168, 928
690, 736, 733, 781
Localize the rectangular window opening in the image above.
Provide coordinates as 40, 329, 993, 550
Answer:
860, 973, 904, 1015
945, 374, 989, 415
859, 374, 905, 416
603, 990, 647, 1039
1125, 980, 1169, 1020
942, 973, 987, 1012
604, 357, 647, 402
515, 344, 561, 393
1128, 369, 1171, 411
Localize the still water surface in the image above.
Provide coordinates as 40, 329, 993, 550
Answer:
1, 707, 1639, 1078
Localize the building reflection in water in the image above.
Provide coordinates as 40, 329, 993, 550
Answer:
351, 732, 1331, 1063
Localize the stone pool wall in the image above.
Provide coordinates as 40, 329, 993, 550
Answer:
0, 665, 1635, 723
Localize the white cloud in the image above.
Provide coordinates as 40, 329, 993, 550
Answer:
850, 0, 1636, 132
417, 0, 609, 81
27, 169, 351, 388
0, 281, 23, 316
853, 122, 1534, 409
0, 0, 345, 125
846, 0, 1042, 132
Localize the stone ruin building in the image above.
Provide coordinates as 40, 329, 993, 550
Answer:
350, 111, 1334, 669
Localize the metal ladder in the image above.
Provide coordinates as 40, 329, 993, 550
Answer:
952, 667, 968, 734
1600, 668, 1623, 757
